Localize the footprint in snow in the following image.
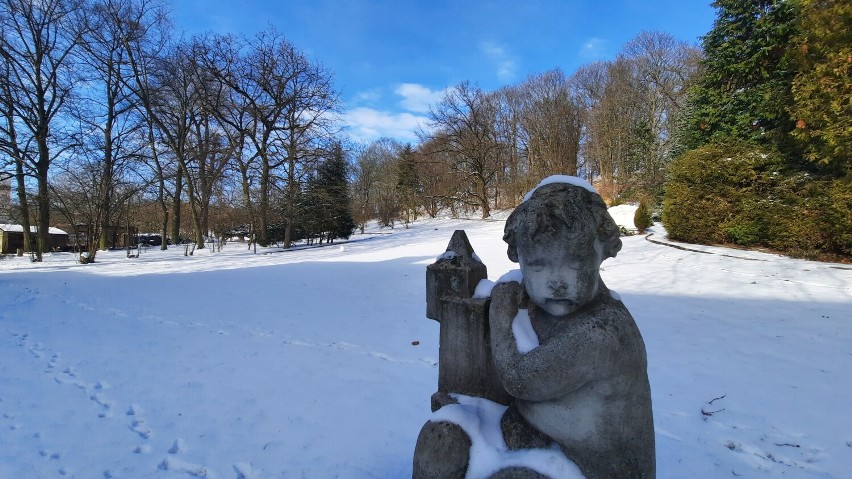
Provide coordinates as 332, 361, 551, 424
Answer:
90, 393, 113, 418
29, 344, 44, 358
130, 418, 152, 439
133, 444, 152, 454
158, 457, 214, 478
169, 438, 185, 454
234, 462, 255, 479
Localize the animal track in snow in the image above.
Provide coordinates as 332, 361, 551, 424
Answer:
233, 462, 255, 479
169, 438, 186, 454
130, 418, 152, 439
133, 444, 152, 454
158, 457, 215, 478
9, 330, 163, 464
723, 436, 827, 472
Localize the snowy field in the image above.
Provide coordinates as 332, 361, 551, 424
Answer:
1, 214, 850, 479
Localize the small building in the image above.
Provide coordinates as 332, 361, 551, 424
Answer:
0, 224, 69, 254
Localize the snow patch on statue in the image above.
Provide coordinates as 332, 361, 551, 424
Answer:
430, 394, 584, 479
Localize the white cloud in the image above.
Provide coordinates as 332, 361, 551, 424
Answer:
353, 89, 382, 104
580, 37, 608, 60
341, 107, 431, 144
480, 41, 517, 82
394, 83, 449, 114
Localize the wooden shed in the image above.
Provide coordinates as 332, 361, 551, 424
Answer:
0, 224, 69, 254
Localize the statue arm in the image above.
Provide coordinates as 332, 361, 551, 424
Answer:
489, 281, 615, 402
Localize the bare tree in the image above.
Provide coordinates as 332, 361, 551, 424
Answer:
415, 134, 466, 217
111, 0, 173, 249
518, 70, 582, 179
63, 0, 152, 261
351, 137, 402, 229
0, 0, 87, 260
207, 29, 339, 247
0, 47, 34, 251
429, 81, 502, 218
622, 31, 701, 195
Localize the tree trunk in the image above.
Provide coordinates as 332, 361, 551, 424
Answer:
14, 159, 32, 253
257, 161, 270, 246
283, 156, 296, 250
480, 178, 490, 219
171, 167, 183, 245
98, 126, 115, 251
35, 136, 51, 261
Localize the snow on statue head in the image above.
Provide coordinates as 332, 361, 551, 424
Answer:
503, 180, 622, 317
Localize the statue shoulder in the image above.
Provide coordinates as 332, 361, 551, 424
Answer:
490, 280, 528, 309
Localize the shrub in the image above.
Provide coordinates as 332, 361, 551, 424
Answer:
662, 143, 851, 260
633, 200, 653, 234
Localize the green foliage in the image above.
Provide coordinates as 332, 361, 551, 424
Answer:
663, 143, 851, 259
790, 0, 852, 174
679, 0, 799, 155
301, 144, 356, 242
396, 144, 420, 226
633, 200, 653, 234
722, 222, 762, 246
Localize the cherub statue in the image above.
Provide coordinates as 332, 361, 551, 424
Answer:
414, 178, 655, 479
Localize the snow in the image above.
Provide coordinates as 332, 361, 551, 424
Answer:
437, 250, 457, 261
605, 203, 639, 232
497, 268, 523, 284
0, 223, 68, 235
430, 394, 583, 478
473, 278, 496, 299
511, 309, 539, 354
522, 175, 597, 202
1, 218, 851, 478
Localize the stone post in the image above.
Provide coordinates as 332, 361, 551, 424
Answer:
426, 230, 510, 411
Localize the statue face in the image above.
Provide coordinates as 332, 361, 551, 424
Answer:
518, 234, 603, 317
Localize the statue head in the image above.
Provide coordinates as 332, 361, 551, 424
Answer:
503, 181, 621, 316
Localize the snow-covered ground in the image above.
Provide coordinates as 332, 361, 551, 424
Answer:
1, 215, 850, 479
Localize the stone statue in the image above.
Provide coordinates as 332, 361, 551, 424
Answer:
414, 178, 655, 479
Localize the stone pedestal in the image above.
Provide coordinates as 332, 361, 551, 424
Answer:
426, 230, 510, 410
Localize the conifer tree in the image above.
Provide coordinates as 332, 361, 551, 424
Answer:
396, 144, 420, 228
311, 144, 355, 242
680, 0, 799, 154
790, 0, 852, 174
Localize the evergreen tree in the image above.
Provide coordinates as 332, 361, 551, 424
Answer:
311, 144, 355, 242
679, 0, 799, 154
790, 0, 852, 174
396, 144, 420, 228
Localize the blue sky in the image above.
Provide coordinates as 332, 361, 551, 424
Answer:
171, 1, 716, 144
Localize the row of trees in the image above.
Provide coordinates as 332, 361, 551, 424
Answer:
349, 1, 848, 260
349, 31, 701, 227
5, 0, 844, 261
1, 0, 354, 262
663, 0, 850, 259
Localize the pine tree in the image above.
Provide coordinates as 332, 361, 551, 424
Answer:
312, 144, 355, 242
396, 144, 420, 228
680, 0, 799, 154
